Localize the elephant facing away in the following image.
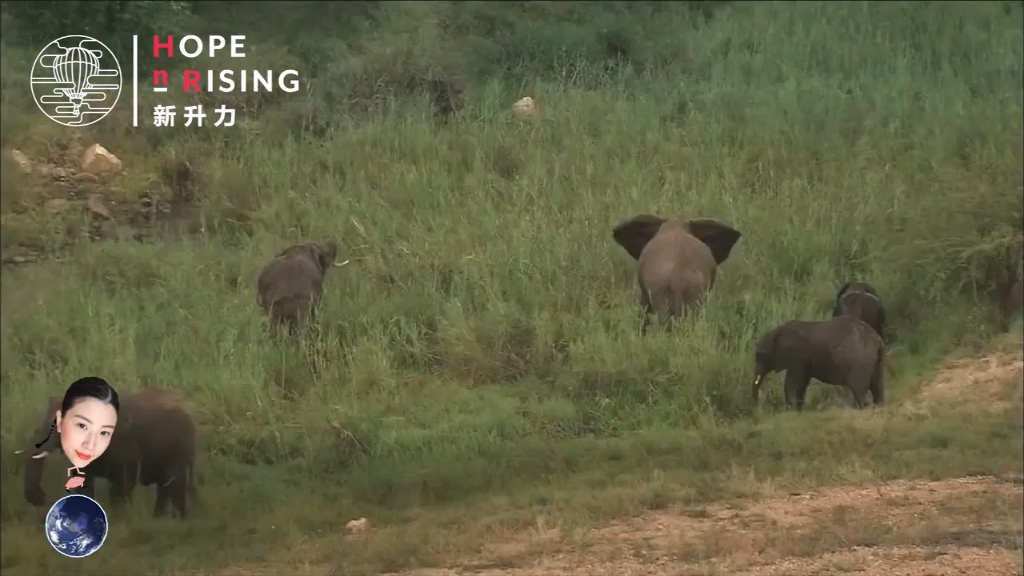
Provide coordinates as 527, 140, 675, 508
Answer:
612, 215, 742, 328
832, 281, 887, 343
256, 241, 339, 330
751, 315, 886, 411
20, 388, 199, 518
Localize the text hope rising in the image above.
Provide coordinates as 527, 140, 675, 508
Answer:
151, 35, 300, 93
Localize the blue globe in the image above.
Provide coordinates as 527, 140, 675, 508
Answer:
44, 494, 109, 558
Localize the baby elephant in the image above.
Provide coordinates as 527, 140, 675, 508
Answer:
832, 281, 887, 343
256, 241, 338, 330
21, 388, 199, 518
751, 315, 886, 411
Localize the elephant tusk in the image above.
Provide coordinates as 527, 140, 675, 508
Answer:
31, 451, 49, 459
14, 449, 24, 455
333, 260, 350, 268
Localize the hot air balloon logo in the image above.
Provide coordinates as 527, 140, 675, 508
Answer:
31, 35, 122, 127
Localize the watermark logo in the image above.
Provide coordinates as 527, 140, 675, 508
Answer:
28, 34, 301, 130
143, 35, 301, 129
30, 35, 123, 127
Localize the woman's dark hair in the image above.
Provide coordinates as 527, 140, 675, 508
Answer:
35, 377, 120, 449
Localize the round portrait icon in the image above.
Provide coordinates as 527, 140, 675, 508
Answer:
30, 35, 123, 127
44, 494, 109, 558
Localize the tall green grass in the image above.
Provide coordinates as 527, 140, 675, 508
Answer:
0, 1, 1021, 572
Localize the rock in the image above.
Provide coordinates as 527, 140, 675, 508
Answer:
87, 194, 113, 220
345, 517, 370, 534
45, 198, 70, 214
38, 165, 69, 180
72, 171, 100, 183
9, 149, 32, 173
80, 144, 122, 176
512, 96, 537, 117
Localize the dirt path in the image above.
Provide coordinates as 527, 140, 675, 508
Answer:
390, 474, 1022, 576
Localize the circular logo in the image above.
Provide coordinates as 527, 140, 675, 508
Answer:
44, 494, 109, 558
30, 35, 122, 127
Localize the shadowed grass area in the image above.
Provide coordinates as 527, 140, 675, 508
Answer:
0, 1, 1021, 574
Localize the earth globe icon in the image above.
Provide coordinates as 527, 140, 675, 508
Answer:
44, 494, 109, 558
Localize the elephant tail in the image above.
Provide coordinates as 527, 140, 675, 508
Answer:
268, 294, 315, 327
662, 271, 705, 318
186, 463, 200, 506
679, 269, 713, 315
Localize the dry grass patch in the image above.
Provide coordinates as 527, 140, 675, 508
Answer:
902, 333, 1024, 417
381, 476, 1022, 576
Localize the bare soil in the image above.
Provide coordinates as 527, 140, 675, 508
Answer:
389, 475, 1022, 576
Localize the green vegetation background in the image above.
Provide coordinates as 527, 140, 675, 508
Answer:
0, 1, 1021, 573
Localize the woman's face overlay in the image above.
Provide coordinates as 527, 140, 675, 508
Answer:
56, 398, 118, 469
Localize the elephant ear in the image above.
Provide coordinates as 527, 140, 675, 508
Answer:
685, 218, 742, 265
754, 324, 783, 363
315, 241, 338, 273
835, 281, 853, 300
612, 215, 668, 261
857, 282, 879, 297
30, 396, 63, 453
837, 281, 878, 300
833, 281, 853, 317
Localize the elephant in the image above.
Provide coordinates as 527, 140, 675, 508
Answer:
19, 388, 199, 518
832, 281, 887, 343
429, 74, 464, 120
612, 215, 742, 328
751, 315, 886, 411
1001, 278, 1023, 321
256, 241, 340, 330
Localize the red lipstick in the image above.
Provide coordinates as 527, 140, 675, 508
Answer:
75, 451, 92, 461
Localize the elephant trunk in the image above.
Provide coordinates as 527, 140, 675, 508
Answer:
21, 443, 52, 507
751, 373, 765, 404
20, 398, 63, 507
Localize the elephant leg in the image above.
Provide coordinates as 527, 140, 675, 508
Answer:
846, 366, 873, 409
850, 388, 867, 408
109, 467, 136, 508
170, 479, 188, 518
846, 378, 868, 408
662, 313, 678, 334
782, 371, 793, 407
109, 482, 129, 508
153, 482, 172, 517
869, 361, 885, 406
794, 374, 814, 412
782, 364, 806, 409
869, 377, 885, 406
639, 286, 654, 336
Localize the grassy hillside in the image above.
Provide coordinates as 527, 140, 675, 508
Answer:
1, 1, 1021, 574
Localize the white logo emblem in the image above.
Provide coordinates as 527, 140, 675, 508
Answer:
30, 35, 122, 127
